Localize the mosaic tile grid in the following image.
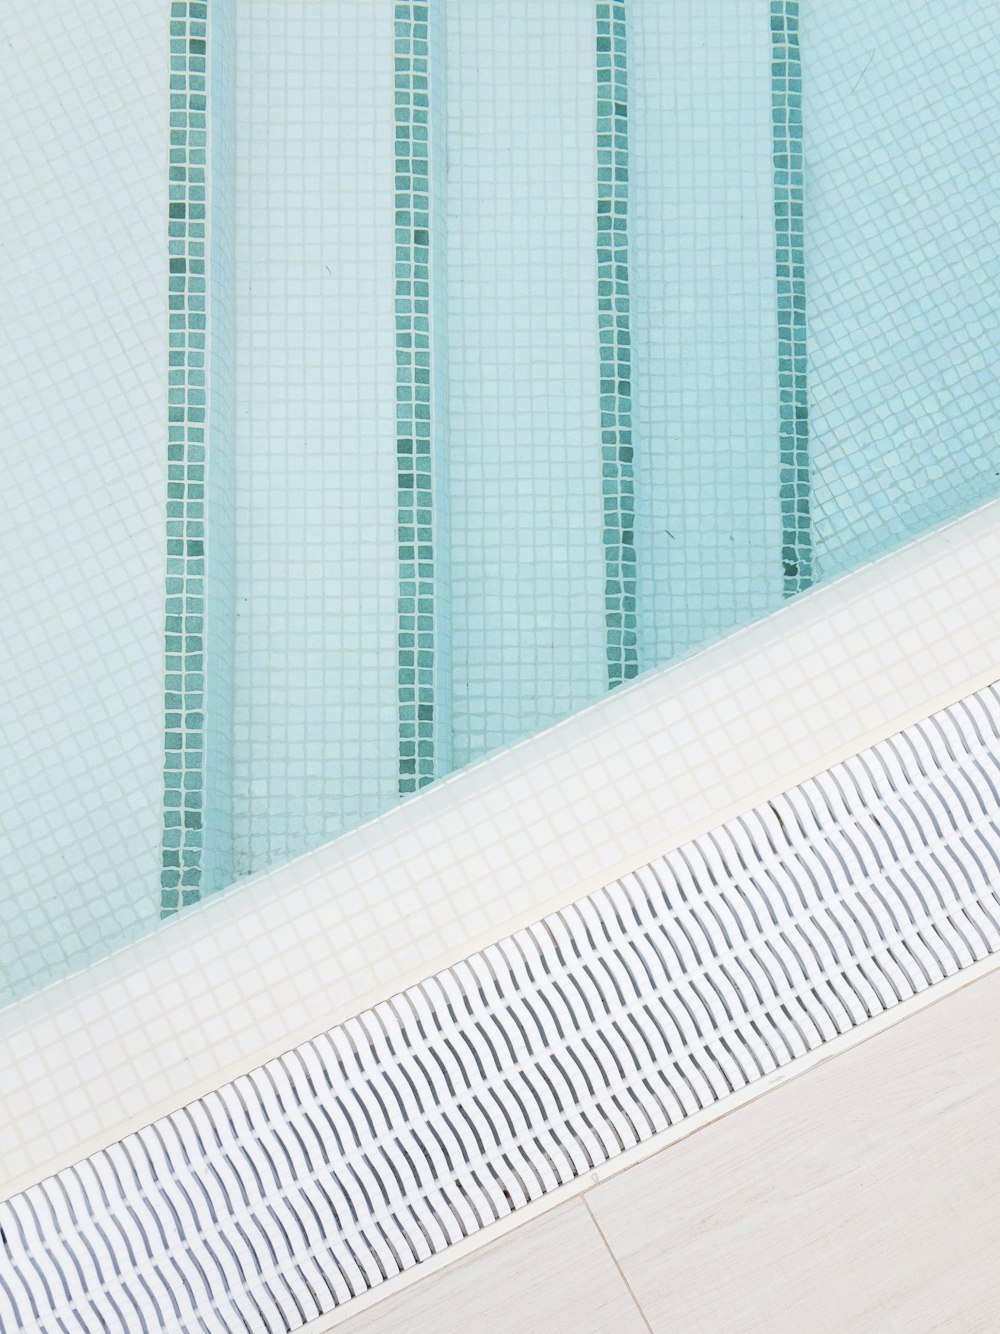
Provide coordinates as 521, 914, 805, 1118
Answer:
6, 0, 1000, 1050
597, 2, 637, 689
804, 0, 1000, 580
203, 0, 237, 898
2, 499, 997, 1200
630, 0, 783, 670
163, 0, 211, 914
231, 3, 400, 874
771, 0, 811, 597
446, 1, 607, 768
394, 1, 448, 795
427, 0, 453, 795
5, 680, 1000, 1332
0, 0, 167, 1005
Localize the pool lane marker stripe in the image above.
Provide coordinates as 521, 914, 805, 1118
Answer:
771, 0, 812, 595
597, 1, 637, 689
163, 0, 210, 915
395, 2, 440, 794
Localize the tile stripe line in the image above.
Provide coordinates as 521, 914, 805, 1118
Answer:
395, 2, 440, 795
771, 0, 812, 595
5, 683, 1000, 1332
597, 1, 637, 688
163, 0, 210, 914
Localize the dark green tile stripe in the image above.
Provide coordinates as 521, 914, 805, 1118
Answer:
395, 2, 439, 794
164, 0, 209, 914
771, 0, 812, 595
597, 1, 637, 688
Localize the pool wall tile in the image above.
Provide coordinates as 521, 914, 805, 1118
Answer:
597, 1, 637, 689
231, 2, 401, 874
395, 0, 450, 795
446, 1, 607, 768
202, 0, 237, 899
770, 0, 811, 597
163, 0, 237, 913
5, 0, 1000, 1007
803, 0, 1000, 579
0, 0, 167, 1002
631, 0, 783, 669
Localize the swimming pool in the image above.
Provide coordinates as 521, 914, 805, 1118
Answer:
216, 0, 1000, 881
2, 0, 999, 1011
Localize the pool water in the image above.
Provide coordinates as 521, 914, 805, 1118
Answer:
1, 0, 998, 1007
224, 0, 1000, 878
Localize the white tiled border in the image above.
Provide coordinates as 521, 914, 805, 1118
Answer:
2, 500, 999, 1199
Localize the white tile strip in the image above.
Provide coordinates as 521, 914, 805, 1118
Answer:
2, 683, 1000, 1332
1, 500, 999, 1200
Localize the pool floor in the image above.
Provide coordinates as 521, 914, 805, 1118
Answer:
1, 0, 998, 1006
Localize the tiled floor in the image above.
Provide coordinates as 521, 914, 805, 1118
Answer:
334, 961, 1000, 1333
337, 1200, 650, 1334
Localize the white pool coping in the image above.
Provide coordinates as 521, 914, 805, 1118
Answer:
2, 498, 999, 1200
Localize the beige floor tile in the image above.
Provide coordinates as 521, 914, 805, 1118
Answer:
587, 968, 1000, 1333
340, 1197, 650, 1334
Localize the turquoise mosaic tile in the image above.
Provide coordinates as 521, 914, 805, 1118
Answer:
202, 0, 236, 900
229, 3, 401, 876
446, 3, 606, 769
630, 0, 782, 669
803, 0, 1000, 580
395, 0, 445, 795
163, 0, 233, 911
164, 0, 211, 914
0, 0, 166, 1005
596, 1, 637, 688
8, 0, 1000, 1004
771, 0, 811, 596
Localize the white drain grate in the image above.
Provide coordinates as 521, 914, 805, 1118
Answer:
3, 685, 1000, 1332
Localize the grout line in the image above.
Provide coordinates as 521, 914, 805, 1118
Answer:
583, 1193, 655, 1332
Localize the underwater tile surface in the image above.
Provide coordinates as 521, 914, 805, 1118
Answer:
231, 1, 401, 876
1, 0, 1000, 1007
630, 0, 783, 668
446, 1, 608, 768
805, 0, 1000, 574
163, 0, 211, 914
0, 0, 167, 1005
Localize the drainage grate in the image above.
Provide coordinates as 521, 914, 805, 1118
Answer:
3, 684, 1000, 1332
